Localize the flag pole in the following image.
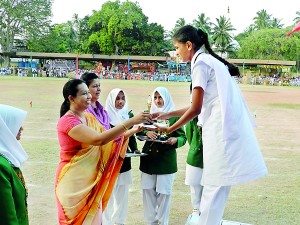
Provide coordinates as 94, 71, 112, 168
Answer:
76, 54, 79, 78
128, 55, 130, 72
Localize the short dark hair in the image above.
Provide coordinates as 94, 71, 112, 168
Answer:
81, 72, 99, 87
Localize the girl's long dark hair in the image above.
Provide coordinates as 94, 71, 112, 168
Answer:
173, 25, 240, 77
60, 79, 85, 117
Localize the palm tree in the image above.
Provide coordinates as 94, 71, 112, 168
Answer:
270, 18, 283, 29
293, 11, 300, 23
192, 13, 213, 34
168, 18, 187, 38
215, 42, 237, 57
212, 16, 235, 57
174, 18, 186, 31
65, 21, 77, 52
72, 13, 80, 33
253, 9, 272, 30
244, 24, 256, 33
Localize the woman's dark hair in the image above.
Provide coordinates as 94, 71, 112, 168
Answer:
81, 72, 99, 87
60, 79, 85, 117
173, 25, 240, 77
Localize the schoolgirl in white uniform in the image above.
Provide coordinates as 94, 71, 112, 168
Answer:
139, 87, 187, 225
184, 83, 204, 225
103, 88, 138, 225
152, 25, 268, 225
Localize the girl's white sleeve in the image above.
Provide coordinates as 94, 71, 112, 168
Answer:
191, 62, 211, 91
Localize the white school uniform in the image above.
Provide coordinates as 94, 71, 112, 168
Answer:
190, 49, 267, 225
102, 88, 132, 225
185, 95, 204, 218
191, 49, 267, 187
185, 164, 203, 211
102, 171, 132, 225
140, 87, 177, 225
141, 172, 175, 225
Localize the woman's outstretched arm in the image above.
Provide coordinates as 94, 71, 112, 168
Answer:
68, 112, 150, 145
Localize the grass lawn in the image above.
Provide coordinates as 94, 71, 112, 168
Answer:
1, 76, 299, 225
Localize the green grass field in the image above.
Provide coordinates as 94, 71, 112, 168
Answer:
0, 76, 299, 225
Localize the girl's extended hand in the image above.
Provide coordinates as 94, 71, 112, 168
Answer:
164, 137, 177, 145
153, 123, 169, 133
146, 131, 158, 140
131, 125, 143, 133
151, 112, 168, 120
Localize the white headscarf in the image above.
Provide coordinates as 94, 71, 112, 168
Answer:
105, 88, 130, 126
0, 104, 28, 167
150, 87, 175, 113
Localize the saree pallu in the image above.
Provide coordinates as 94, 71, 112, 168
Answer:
55, 113, 128, 225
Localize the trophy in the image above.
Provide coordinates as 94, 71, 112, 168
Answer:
147, 95, 151, 112
156, 120, 170, 141
144, 95, 152, 125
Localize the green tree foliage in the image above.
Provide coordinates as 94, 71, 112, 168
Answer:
237, 28, 300, 61
193, 13, 213, 35
270, 18, 284, 29
77, 15, 92, 53
293, 11, 300, 23
235, 9, 299, 61
28, 25, 66, 53
253, 9, 272, 30
28, 13, 91, 54
174, 18, 186, 31
28, 22, 78, 53
7, 1, 299, 64
86, 0, 166, 56
235, 25, 255, 41
0, 0, 52, 66
212, 16, 235, 56
135, 22, 166, 56
250, 9, 283, 31
168, 18, 187, 38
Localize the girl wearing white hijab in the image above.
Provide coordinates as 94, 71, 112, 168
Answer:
0, 104, 29, 225
103, 88, 139, 225
139, 87, 187, 225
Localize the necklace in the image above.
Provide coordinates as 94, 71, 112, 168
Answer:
69, 110, 87, 125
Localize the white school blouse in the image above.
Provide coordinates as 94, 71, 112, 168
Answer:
191, 49, 268, 186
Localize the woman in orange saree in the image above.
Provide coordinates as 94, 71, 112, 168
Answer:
55, 79, 151, 225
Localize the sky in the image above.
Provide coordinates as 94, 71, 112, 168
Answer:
51, 0, 299, 35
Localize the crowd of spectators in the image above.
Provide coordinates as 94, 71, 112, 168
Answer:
248, 75, 300, 86
98, 70, 191, 82
1, 64, 300, 86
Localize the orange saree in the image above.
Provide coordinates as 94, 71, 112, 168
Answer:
55, 113, 128, 225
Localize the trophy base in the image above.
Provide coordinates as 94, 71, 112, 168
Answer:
158, 135, 168, 141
